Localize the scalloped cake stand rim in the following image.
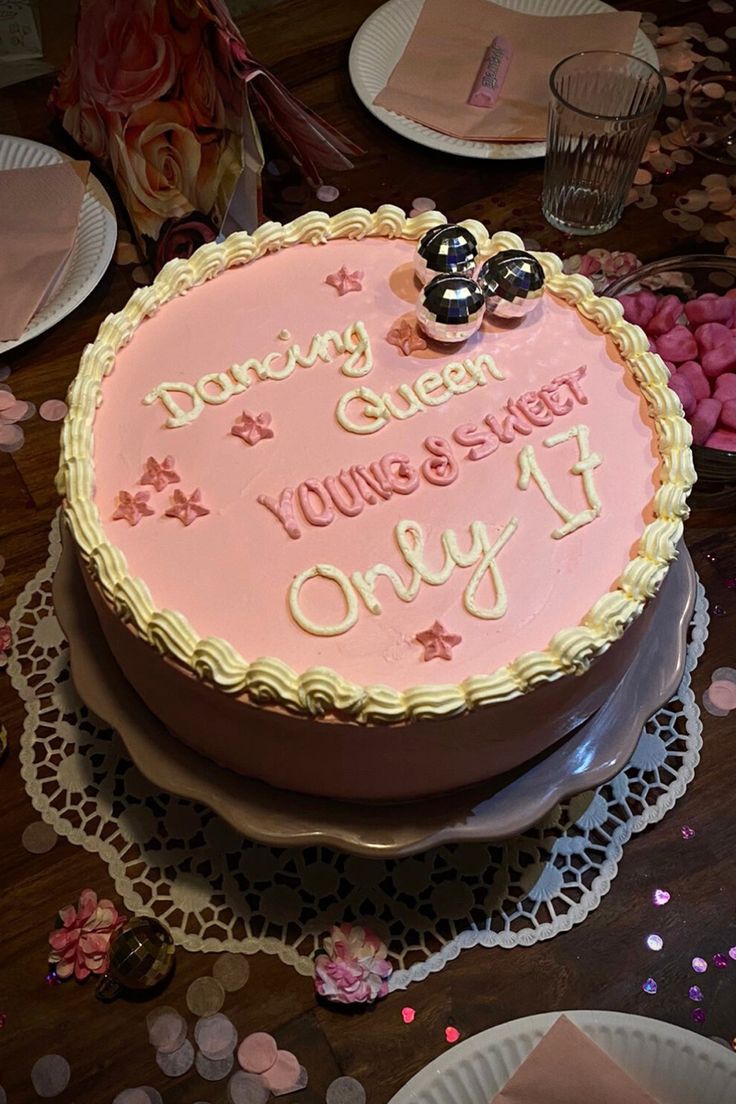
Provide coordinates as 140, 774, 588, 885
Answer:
53, 527, 696, 857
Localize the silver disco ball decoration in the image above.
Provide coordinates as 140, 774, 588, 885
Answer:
477, 249, 545, 319
416, 274, 485, 343
415, 224, 478, 286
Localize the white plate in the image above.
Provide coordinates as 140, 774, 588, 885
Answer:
0, 135, 117, 354
389, 1010, 736, 1104
349, 0, 659, 160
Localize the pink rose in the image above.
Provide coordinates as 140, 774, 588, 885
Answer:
77, 0, 177, 114
155, 211, 218, 269
181, 48, 225, 131
110, 101, 222, 240
314, 923, 392, 1005
48, 888, 126, 981
48, 45, 80, 114
62, 101, 116, 163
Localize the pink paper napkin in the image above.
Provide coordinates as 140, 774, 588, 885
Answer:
489, 1015, 664, 1103
0, 159, 88, 341
373, 0, 641, 142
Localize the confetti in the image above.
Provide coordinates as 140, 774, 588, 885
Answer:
0, 366, 10, 381
642, 977, 658, 994
212, 952, 250, 992
262, 1051, 301, 1093
401, 1006, 415, 1024
729, 947, 736, 960
0, 1087, 6, 1104
237, 1032, 278, 1075
131, 265, 150, 286
646, 933, 664, 951
326, 1075, 367, 1104
445, 1026, 461, 1043
692, 957, 708, 973
112, 1091, 151, 1104
155, 1039, 194, 1077
39, 400, 69, 422
713, 953, 729, 968
228, 1071, 270, 1104
196, 1050, 234, 1081
681, 825, 696, 839
690, 985, 704, 1001
316, 185, 340, 203
115, 242, 140, 266
186, 976, 225, 1017
195, 1013, 238, 1059
21, 821, 57, 855
692, 1008, 706, 1024
31, 1054, 71, 1098
652, 888, 670, 906
411, 196, 436, 213
272, 1065, 309, 1096
140, 1093, 163, 1104
147, 1007, 187, 1054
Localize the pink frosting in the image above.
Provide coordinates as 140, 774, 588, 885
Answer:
92, 237, 659, 690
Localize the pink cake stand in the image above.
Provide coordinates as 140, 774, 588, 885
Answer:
53, 527, 696, 858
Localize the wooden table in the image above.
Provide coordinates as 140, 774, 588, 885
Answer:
1, 3, 735, 1101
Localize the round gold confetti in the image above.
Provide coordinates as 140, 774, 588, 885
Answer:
31, 1055, 71, 1098
155, 1039, 194, 1078
186, 976, 225, 1017
21, 821, 57, 855
212, 953, 251, 993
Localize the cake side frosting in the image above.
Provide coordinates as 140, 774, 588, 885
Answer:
58, 206, 695, 722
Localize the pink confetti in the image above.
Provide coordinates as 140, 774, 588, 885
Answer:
692, 957, 708, 973
642, 977, 657, 994
652, 888, 670, 906
0, 423, 23, 452
713, 953, 728, 968
316, 185, 340, 203
646, 933, 664, 951
445, 1026, 460, 1043
401, 1007, 415, 1024
39, 400, 69, 422
729, 947, 736, 960
681, 825, 696, 839
411, 197, 436, 213
690, 986, 704, 1001
692, 1008, 706, 1025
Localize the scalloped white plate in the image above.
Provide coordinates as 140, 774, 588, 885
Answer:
389, 1011, 736, 1104
0, 135, 117, 355
349, 0, 658, 160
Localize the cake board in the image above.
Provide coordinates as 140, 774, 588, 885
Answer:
53, 524, 696, 858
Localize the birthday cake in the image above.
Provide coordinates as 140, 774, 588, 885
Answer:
59, 206, 695, 801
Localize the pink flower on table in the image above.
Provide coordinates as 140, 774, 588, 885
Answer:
314, 923, 392, 1005
0, 618, 11, 669
110, 101, 222, 241
112, 490, 154, 526
578, 253, 603, 277
76, 0, 177, 115
48, 888, 125, 981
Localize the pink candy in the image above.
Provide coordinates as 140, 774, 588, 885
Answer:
706, 429, 736, 451
691, 397, 722, 445
702, 338, 736, 379
721, 398, 736, 431
656, 327, 698, 363
714, 374, 736, 401
695, 321, 733, 355
669, 374, 695, 417
678, 361, 710, 401
619, 289, 658, 328
684, 296, 734, 326
648, 295, 683, 336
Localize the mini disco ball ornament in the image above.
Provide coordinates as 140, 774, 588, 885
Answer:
416, 273, 485, 343
477, 249, 545, 319
96, 916, 175, 1001
415, 224, 478, 285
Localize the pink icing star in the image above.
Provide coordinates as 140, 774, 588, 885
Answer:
139, 454, 180, 492
231, 410, 274, 446
415, 621, 462, 662
387, 318, 428, 356
325, 265, 364, 296
112, 490, 154, 526
165, 488, 210, 526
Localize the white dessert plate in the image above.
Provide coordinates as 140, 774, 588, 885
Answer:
389, 1010, 736, 1104
0, 134, 117, 355
349, 0, 658, 160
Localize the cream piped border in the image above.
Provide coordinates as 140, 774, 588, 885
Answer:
58, 205, 695, 723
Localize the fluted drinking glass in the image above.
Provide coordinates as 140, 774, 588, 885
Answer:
542, 51, 664, 235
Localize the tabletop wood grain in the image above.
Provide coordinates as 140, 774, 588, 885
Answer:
1, 2, 735, 1102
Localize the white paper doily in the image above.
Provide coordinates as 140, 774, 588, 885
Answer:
9, 517, 707, 990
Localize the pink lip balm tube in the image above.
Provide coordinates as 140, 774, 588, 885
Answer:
468, 36, 513, 109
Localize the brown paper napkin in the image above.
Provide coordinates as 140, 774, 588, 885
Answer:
0, 159, 89, 341
374, 0, 641, 142
489, 1015, 664, 1103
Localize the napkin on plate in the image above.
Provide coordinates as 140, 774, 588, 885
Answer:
0, 159, 89, 341
373, 0, 641, 142
489, 1015, 664, 1103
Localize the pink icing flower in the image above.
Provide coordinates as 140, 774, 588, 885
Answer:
112, 489, 154, 526
415, 621, 462, 661
387, 318, 427, 357
314, 923, 392, 1005
165, 487, 210, 526
325, 266, 364, 296
48, 888, 126, 981
0, 618, 11, 669
140, 455, 180, 492
231, 411, 274, 446
75, 0, 178, 115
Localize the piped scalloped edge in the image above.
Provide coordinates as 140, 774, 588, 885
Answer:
58, 205, 696, 724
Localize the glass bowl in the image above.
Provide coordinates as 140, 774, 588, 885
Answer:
606, 254, 736, 495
